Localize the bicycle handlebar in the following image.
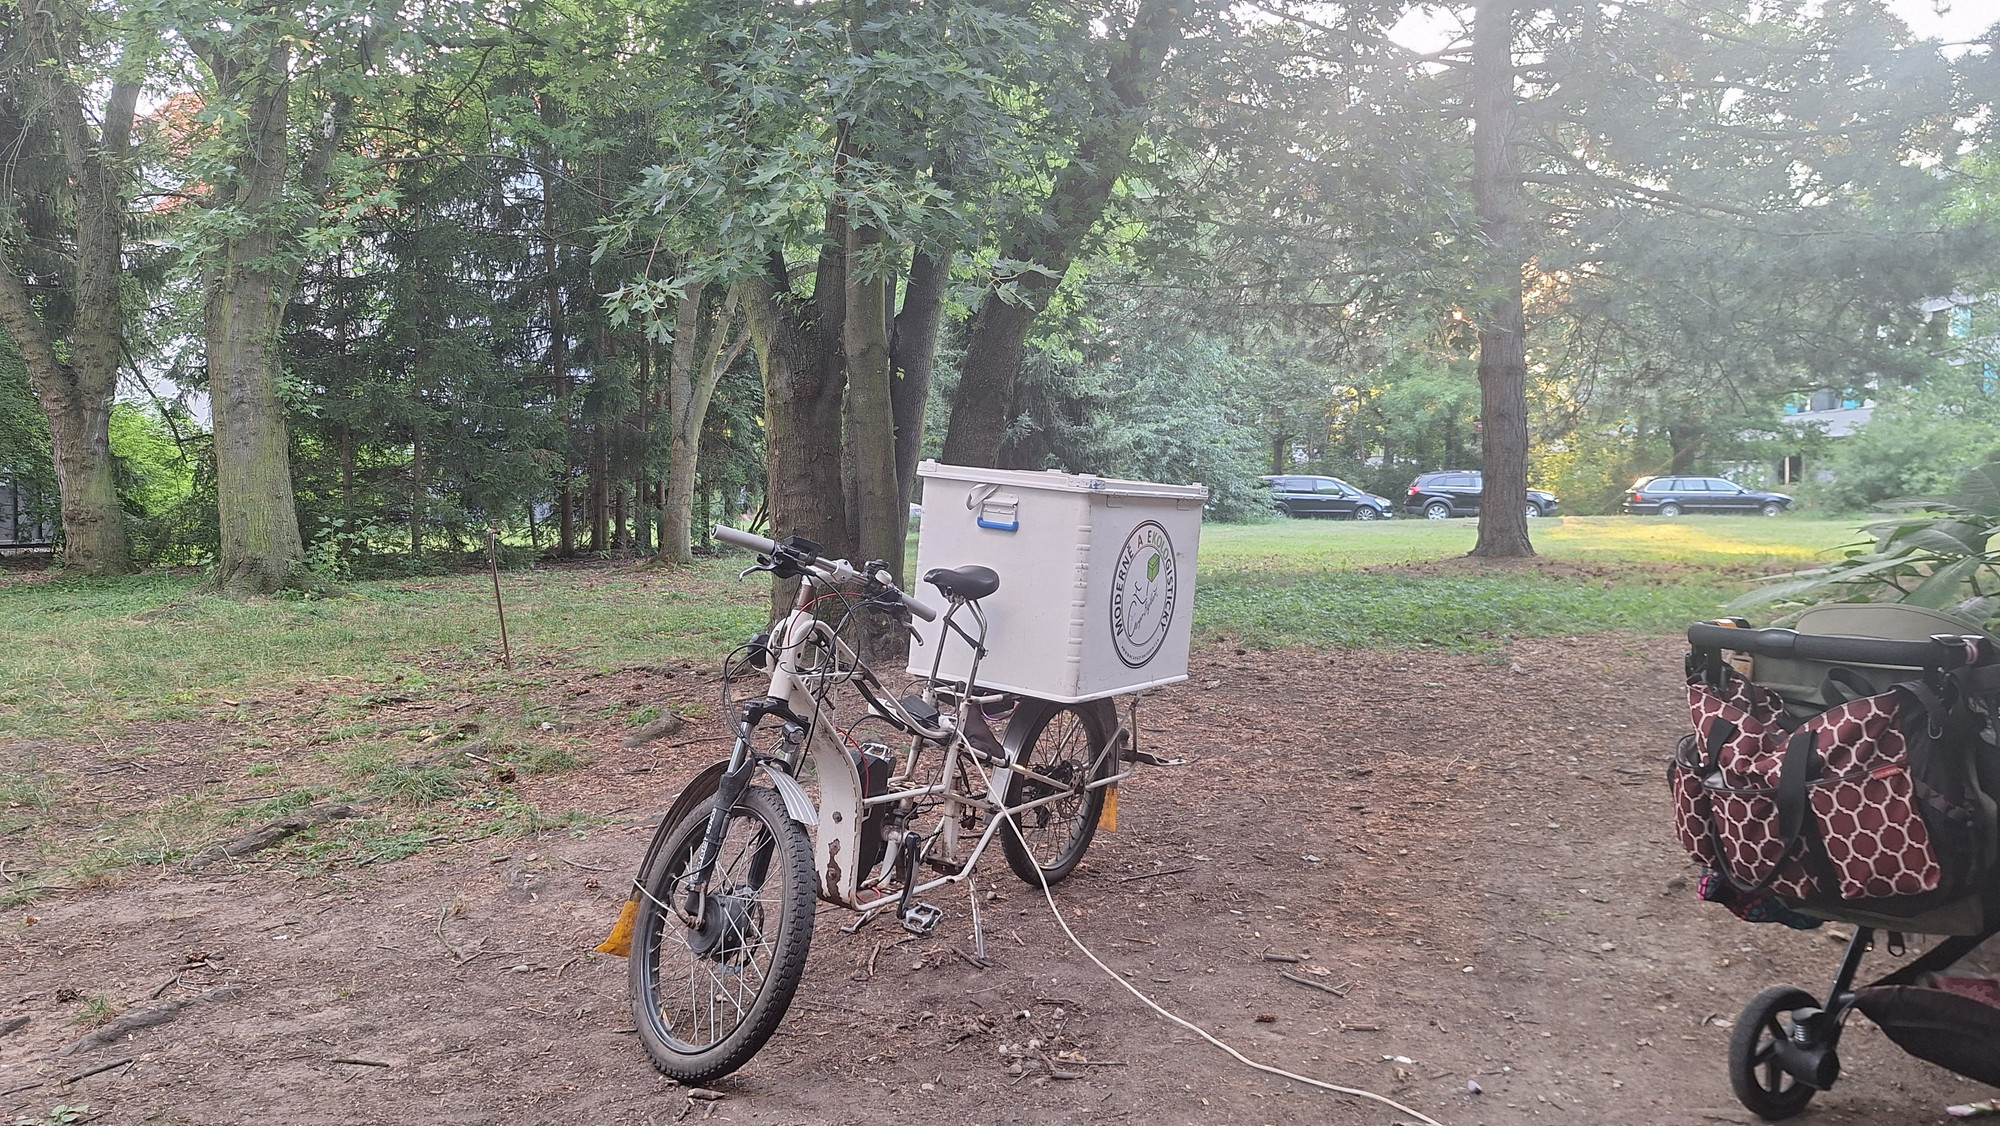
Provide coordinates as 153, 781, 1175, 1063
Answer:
712, 525, 938, 622
714, 524, 780, 555
1687, 622, 1985, 669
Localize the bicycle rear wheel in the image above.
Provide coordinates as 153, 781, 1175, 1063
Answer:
629, 786, 815, 1083
1000, 698, 1118, 886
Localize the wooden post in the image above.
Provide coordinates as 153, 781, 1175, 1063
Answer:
487, 527, 513, 670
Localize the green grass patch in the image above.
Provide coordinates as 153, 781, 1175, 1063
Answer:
1193, 515, 1867, 651
1197, 569, 1735, 650
0, 561, 762, 741
1199, 514, 1859, 573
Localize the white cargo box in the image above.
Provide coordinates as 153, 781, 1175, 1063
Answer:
907, 461, 1207, 703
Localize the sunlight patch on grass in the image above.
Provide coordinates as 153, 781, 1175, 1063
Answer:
1197, 515, 1862, 574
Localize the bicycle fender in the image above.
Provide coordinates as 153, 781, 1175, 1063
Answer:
623, 760, 731, 903
759, 765, 819, 827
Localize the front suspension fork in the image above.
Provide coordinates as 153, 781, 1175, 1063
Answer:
679, 697, 802, 920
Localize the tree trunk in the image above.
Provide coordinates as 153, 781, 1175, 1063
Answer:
659, 287, 748, 565
190, 16, 369, 593
742, 249, 847, 619
1666, 425, 1703, 474
409, 423, 424, 558
589, 428, 610, 552
939, 0, 1186, 468
889, 251, 946, 570
206, 248, 308, 591
540, 122, 575, 557
844, 224, 906, 662
0, 18, 137, 577
1469, 0, 1534, 560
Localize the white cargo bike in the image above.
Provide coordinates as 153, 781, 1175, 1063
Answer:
602, 467, 1205, 1082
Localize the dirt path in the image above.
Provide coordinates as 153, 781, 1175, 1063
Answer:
1, 635, 1991, 1125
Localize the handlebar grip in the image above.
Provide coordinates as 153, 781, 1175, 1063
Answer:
713, 525, 779, 555
900, 591, 939, 622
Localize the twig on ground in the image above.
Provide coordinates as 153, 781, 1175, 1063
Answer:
557, 855, 612, 872
60, 1056, 135, 1084
1279, 972, 1351, 997
435, 904, 466, 963
331, 1058, 392, 1067
1116, 865, 1194, 884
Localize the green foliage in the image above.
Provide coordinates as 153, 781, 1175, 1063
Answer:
1736, 460, 2000, 631
1532, 429, 1672, 516
998, 298, 1273, 519
107, 403, 214, 563
1810, 374, 2000, 512
1331, 344, 1482, 498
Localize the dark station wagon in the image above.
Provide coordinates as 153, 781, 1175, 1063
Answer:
1623, 476, 1793, 517
1404, 471, 1560, 520
1257, 475, 1397, 520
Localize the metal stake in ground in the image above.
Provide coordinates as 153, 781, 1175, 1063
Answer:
487, 527, 513, 669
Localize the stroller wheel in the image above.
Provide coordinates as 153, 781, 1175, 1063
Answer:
1730, 986, 1824, 1120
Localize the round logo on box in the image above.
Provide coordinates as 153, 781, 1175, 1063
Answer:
1110, 520, 1177, 668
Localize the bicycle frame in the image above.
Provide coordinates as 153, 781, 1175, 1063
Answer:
738, 570, 1130, 912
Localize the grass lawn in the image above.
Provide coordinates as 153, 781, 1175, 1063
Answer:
0, 514, 1863, 742
0, 514, 1863, 901
0, 560, 763, 742
1193, 514, 1864, 651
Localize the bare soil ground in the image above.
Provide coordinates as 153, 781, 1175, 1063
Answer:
3, 633, 1996, 1126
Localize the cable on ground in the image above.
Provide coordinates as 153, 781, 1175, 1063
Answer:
1002, 810, 1448, 1126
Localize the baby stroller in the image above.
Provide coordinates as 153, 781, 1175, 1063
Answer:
1674, 604, 2000, 1120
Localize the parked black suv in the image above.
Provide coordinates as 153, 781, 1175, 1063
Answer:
1404, 471, 1560, 520
1622, 476, 1792, 517
1258, 475, 1396, 520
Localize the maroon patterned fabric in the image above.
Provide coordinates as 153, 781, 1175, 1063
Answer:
1670, 734, 1720, 868
1673, 669, 1941, 905
1802, 693, 1941, 899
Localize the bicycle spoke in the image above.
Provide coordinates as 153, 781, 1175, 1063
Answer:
646, 804, 787, 1053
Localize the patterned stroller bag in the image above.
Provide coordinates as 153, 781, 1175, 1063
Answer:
1672, 606, 2000, 1119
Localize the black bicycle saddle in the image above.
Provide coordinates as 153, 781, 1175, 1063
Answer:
923, 565, 1000, 602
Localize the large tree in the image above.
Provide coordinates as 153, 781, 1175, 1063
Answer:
1469, 0, 1532, 557
613, 0, 1052, 582
938, 0, 1189, 468
0, 0, 148, 575
170, 0, 401, 592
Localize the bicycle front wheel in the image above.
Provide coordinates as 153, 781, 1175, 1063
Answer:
1000, 698, 1118, 886
629, 786, 815, 1083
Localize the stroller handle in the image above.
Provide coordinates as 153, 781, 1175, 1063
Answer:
1687, 622, 1989, 669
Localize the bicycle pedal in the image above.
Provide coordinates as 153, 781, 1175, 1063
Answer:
899, 902, 943, 935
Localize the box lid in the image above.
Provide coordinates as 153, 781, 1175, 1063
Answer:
916, 460, 1209, 501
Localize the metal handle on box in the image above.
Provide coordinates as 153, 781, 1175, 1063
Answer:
975, 496, 1019, 532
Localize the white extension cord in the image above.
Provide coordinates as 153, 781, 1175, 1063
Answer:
1003, 812, 1448, 1126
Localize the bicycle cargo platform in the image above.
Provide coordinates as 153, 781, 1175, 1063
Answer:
907, 461, 1207, 703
